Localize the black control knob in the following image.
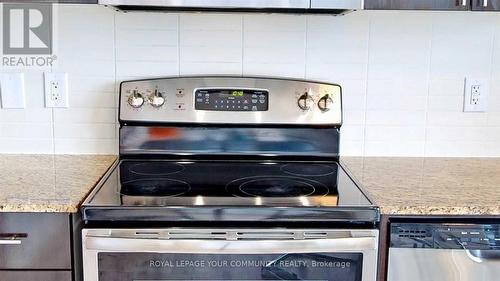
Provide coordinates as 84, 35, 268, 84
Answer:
317, 94, 333, 112
297, 92, 314, 110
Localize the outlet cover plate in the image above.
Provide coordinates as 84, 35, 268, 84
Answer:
464, 78, 488, 112
0, 73, 25, 109
44, 72, 68, 108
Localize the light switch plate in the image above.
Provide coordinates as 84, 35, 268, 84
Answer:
464, 78, 488, 112
0, 73, 26, 109
44, 72, 68, 108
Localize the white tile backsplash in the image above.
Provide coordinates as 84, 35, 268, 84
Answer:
53, 123, 116, 139
365, 140, 426, 157
307, 14, 369, 64
0, 109, 53, 123
53, 108, 116, 124
243, 15, 306, 78
54, 138, 118, 154
365, 110, 427, 126
0, 138, 54, 154
116, 61, 179, 78
426, 111, 488, 127
365, 126, 426, 142
428, 79, 465, 96
368, 12, 432, 66
425, 141, 500, 157
307, 63, 367, 80
430, 13, 496, 79
180, 14, 241, 75
0, 123, 53, 139
1, 5, 500, 156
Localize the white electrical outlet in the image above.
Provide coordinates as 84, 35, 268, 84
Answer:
44, 72, 68, 108
464, 78, 488, 112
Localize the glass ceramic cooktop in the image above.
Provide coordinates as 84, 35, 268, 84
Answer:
86, 160, 372, 208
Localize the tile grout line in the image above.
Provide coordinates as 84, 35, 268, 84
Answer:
361, 13, 372, 157
422, 15, 434, 158
50, 5, 55, 154
50, 18, 56, 154
484, 15, 497, 157
49, 6, 56, 153
488, 15, 497, 118
304, 15, 308, 79
51, 108, 56, 153
241, 14, 244, 76
112, 10, 119, 154
177, 14, 181, 75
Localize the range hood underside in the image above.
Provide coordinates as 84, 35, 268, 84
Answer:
108, 6, 351, 14
99, 1, 362, 14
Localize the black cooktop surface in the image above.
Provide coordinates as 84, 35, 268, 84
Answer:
83, 159, 378, 224
120, 161, 336, 197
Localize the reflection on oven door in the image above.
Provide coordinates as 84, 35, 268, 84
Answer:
97, 252, 363, 281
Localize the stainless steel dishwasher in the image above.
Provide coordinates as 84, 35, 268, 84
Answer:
388, 223, 500, 281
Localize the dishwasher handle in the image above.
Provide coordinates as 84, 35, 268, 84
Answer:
467, 250, 500, 261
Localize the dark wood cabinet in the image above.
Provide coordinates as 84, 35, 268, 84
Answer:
0, 0, 97, 3
0, 213, 81, 281
364, 0, 470, 10
472, 0, 500, 10
0, 213, 71, 270
0, 270, 72, 281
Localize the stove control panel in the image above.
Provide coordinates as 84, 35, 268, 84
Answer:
119, 77, 342, 125
391, 223, 500, 250
194, 89, 268, 111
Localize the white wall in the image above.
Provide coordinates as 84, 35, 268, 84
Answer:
1, 5, 500, 156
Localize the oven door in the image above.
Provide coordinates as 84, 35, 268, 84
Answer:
83, 228, 378, 281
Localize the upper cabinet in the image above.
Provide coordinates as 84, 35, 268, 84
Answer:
472, 0, 500, 10
364, 0, 470, 10
311, 0, 363, 9
0, 0, 97, 3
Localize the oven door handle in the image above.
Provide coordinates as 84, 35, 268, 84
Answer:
84, 236, 377, 253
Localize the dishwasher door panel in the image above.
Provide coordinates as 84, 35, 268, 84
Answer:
388, 248, 500, 281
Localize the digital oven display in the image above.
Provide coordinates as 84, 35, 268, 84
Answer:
195, 89, 269, 111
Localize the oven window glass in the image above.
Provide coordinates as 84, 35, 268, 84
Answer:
98, 253, 363, 281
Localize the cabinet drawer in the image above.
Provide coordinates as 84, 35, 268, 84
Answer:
364, 0, 470, 10
0, 213, 71, 269
0, 270, 72, 281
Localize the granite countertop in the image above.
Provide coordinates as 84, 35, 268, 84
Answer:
2, 154, 498, 215
0, 154, 117, 213
342, 157, 500, 216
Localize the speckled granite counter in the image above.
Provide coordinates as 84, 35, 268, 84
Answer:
342, 157, 500, 216
0, 155, 117, 212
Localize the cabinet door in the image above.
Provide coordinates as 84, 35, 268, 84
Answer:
0, 0, 97, 3
472, 0, 500, 10
0, 213, 71, 269
0, 270, 72, 281
311, 0, 363, 9
364, 0, 470, 10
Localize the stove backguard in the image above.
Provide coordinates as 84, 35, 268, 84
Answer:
120, 126, 339, 158
119, 76, 342, 158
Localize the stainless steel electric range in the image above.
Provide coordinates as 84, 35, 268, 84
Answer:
81, 76, 380, 281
